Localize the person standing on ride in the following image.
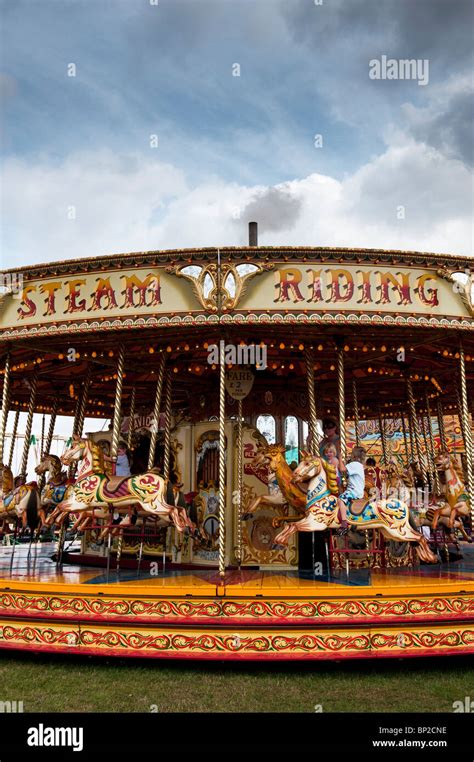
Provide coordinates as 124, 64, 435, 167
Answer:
336, 446, 367, 535
321, 442, 342, 488
104, 443, 132, 477
318, 418, 341, 458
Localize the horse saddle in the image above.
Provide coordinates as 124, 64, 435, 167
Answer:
104, 476, 130, 494
349, 499, 368, 516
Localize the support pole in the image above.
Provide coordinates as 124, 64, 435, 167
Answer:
456, 382, 467, 451
436, 398, 448, 452
352, 379, 360, 448
19, 373, 38, 479
378, 407, 388, 464
400, 413, 410, 468
337, 345, 347, 462
236, 397, 243, 565
218, 349, 226, 578
0, 353, 11, 464
406, 377, 428, 486
7, 409, 20, 470
74, 366, 92, 439
305, 348, 319, 451
127, 385, 136, 451
110, 345, 125, 463
163, 372, 172, 480
459, 344, 474, 526
425, 392, 441, 495
148, 354, 166, 471
38, 399, 59, 492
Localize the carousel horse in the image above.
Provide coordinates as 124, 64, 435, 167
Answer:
0, 464, 40, 534
45, 435, 196, 537
429, 451, 471, 538
35, 453, 72, 528
242, 443, 308, 519
273, 453, 438, 564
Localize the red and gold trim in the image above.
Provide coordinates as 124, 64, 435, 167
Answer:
0, 619, 472, 660
0, 590, 472, 626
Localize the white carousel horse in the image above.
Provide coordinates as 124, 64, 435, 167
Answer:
430, 451, 471, 534
273, 453, 438, 564
45, 435, 197, 537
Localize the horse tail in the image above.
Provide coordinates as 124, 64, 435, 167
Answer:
26, 489, 40, 531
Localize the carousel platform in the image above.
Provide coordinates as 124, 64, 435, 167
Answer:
0, 543, 473, 661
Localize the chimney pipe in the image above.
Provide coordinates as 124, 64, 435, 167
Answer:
248, 221, 258, 247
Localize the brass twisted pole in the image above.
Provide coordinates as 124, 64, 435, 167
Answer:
406, 377, 428, 486
127, 385, 136, 451
163, 372, 172, 480
336, 346, 346, 462
456, 382, 467, 450
110, 345, 125, 462
378, 406, 388, 464
305, 348, 319, 451
148, 354, 166, 471
459, 345, 474, 526
436, 398, 447, 452
38, 398, 59, 492
400, 413, 410, 468
218, 350, 226, 578
425, 392, 441, 494
420, 411, 434, 491
0, 353, 11, 464
8, 409, 20, 470
352, 379, 360, 448
236, 397, 243, 565
74, 366, 92, 438
40, 413, 46, 455
20, 373, 38, 478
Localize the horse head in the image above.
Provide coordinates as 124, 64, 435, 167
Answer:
292, 454, 323, 484
35, 452, 62, 475
435, 450, 451, 471
60, 435, 86, 465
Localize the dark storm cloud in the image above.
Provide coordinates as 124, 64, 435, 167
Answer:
237, 187, 303, 233
404, 86, 474, 167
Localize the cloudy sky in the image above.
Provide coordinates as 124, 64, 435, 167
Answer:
1, 0, 473, 270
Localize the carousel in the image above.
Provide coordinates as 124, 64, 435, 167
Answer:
0, 224, 473, 660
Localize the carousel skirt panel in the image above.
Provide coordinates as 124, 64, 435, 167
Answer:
0, 544, 472, 660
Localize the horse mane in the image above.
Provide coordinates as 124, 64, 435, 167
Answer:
321, 458, 339, 496
449, 453, 466, 484
0, 464, 13, 493
88, 439, 105, 472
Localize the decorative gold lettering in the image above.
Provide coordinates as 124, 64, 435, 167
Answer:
376, 271, 412, 305
307, 269, 323, 302
274, 268, 304, 303
121, 273, 161, 308
89, 277, 118, 311
39, 282, 62, 317
17, 285, 37, 320
327, 269, 354, 302
64, 279, 87, 314
416, 274, 439, 307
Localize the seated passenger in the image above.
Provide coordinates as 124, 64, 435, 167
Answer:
336, 446, 367, 535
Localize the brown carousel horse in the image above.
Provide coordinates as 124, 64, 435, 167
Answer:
428, 451, 472, 541
242, 443, 307, 520
0, 464, 40, 534
273, 453, 438, 563
45, 435, 197, 538
35, 453, 71, 528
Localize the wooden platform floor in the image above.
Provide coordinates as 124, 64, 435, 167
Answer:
0, 542, 473, 596
0, 543, 472, 660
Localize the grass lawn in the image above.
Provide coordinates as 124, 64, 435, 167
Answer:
0, 653, 472, 713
